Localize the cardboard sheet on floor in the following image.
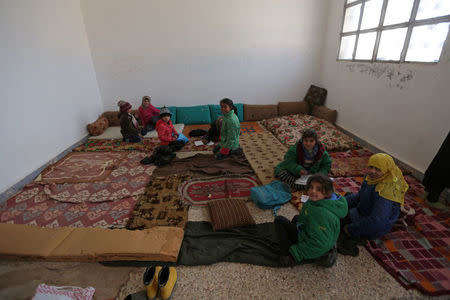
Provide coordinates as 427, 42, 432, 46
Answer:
0, 223, 183, 262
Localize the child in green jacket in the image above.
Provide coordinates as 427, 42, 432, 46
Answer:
275, 129, 332, 190
212, 98, 242, 159
275, 174, 348, 267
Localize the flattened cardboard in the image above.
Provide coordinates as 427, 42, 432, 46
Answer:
0, 223, 183, 262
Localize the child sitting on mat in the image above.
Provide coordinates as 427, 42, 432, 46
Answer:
274, 129, 331, 190
118, 100, 142, 143
274, 174, 348, 267
156, 106, 188, 151
342, 153, 408, 240
212, 98, 242, 159
138, 95, 160, 135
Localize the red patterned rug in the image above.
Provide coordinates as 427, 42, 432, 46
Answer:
72, 139, 152, 152
0, 185, 136, 228
179, 175, 260, 207
329, 148, 374, 158
38, 152, 127, 184
41, 152, 156, 203
73, 137, 214, 153
328, 148, 411, 177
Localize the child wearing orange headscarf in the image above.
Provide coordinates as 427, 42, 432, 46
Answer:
343, 153, 408, 240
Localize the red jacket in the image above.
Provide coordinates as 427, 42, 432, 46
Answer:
156, 119, 178, 145
138, 104, 160, 127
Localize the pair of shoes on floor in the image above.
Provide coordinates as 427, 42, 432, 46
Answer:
315, 245, 337, 268
143, 265, 177, 300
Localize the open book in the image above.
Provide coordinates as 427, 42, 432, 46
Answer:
294, 175, 311, 186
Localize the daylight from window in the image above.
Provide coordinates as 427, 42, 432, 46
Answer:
338, 0, 450, 62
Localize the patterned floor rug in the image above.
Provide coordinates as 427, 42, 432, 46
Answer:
126, 174, 192, 230
330, 157, 412, 177
41, 152, 156, 203
37, 152, 127, 184
260, 114, 361, 151
179, 175, 260, 207
0, 185, 136, 228
73, 137, 214, 153
240, 131, 287, 185
329, 148, 374, 158
73, 139, 152, 152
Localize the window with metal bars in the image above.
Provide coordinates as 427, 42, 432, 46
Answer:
338, 0, 450, 63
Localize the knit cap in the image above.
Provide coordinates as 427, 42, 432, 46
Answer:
117, 100, 132, 112
159, 106, 172, 117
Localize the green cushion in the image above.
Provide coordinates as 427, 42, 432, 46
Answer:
176, 105, 211, 125
209, 103, 244, 122
156, 106, 177, 123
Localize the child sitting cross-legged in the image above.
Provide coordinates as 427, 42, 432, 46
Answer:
118, 100, 142, 143
138, 95, 160, 135
274, 129, 332, 190
274, 174, 348, 267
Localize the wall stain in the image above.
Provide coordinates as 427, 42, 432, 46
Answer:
345, 63, 414, 90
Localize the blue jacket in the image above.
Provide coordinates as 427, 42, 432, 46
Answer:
346, 180, 400, 239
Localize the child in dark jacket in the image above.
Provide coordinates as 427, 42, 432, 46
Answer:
275, 174, 348, 268
275, 129, 332, 190
118, 101, 142, 143
343, 153, 408, 240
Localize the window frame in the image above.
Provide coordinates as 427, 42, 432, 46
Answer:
337, 0, 450, 64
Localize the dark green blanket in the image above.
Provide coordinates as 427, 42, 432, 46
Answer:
178, 221, 281, 267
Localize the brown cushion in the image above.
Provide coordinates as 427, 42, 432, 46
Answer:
278, 101, 309, 116
311, 105, 337, 124
243, 104, 278, 121
207, 198, 255, 231
87, 116, 109, 136
102, 110, 139, 127
304, 85, 328, 113
102, 111, 120, 126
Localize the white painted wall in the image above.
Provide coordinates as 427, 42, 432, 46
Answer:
0, 0, 102, 194
80, 0, 329, 110
320, 0, 450, 173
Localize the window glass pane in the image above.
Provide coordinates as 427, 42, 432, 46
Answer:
384, 0, 414, 26
361, 0, 383, 30
347, 0, 358, 4
377, 28, 408, 61
416, 0, 450, 20
355, 32, 377, 59
343, 4, 361, 32
339, 35, 356, 59
406, 23, 450, 62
